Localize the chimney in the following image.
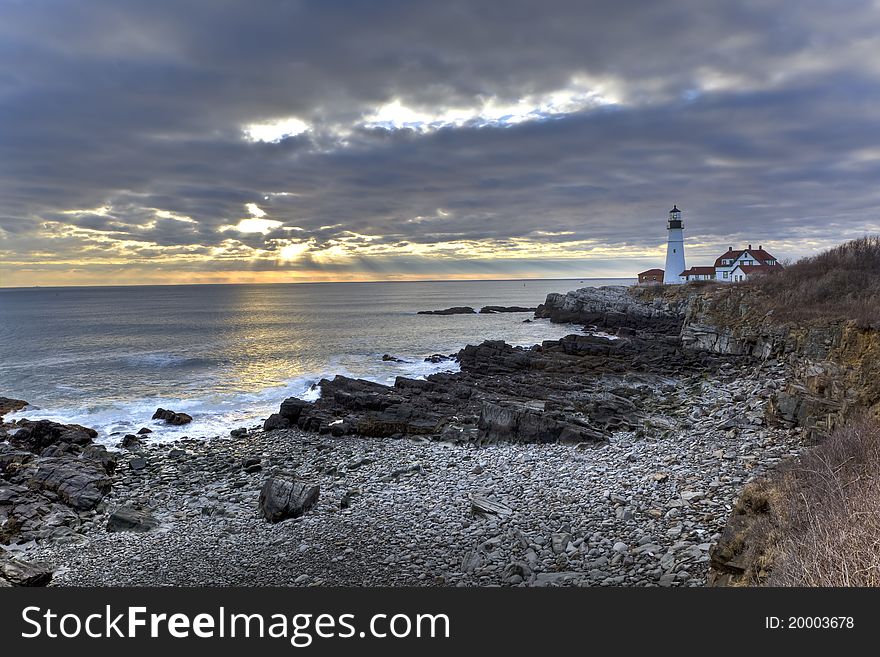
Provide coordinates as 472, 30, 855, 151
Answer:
748, 244, 752, 250
728, 246, 732, 251
759, 245, 762, 250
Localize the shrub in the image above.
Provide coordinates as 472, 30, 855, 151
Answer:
768, 415, 880, 586
748, 236, 880, 327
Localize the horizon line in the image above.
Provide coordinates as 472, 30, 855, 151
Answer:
0, 276, 637, 291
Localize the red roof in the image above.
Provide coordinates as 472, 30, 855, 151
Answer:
714, 247, 779, 267
681, 266, 716, 276
638, 268, 664, 276
733, 264, 777, 275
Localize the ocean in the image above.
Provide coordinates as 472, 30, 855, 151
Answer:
0, 279, 630, 443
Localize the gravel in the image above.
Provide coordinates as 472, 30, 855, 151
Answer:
26, 360, 803, 587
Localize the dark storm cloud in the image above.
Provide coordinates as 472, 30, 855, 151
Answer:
2, 0, 880, 282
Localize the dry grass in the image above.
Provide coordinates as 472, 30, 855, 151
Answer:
748, 236, 880, 328
768, 415, 880, 586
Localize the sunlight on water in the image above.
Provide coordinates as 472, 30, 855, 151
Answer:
0, 279, 630, 441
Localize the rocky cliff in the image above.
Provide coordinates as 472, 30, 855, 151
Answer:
539, 285, 880, 441
538, 284, 880, 586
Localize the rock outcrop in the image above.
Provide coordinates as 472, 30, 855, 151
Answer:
417, 306, 476, 315
0, 417, 113, 545
479, 306, 536, 313
536, 286, 685, 333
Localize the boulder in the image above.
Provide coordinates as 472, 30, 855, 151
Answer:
136, 427, 152, 435
119, 434, 143, 451
151, 408, 193, 425
477, 401, 606, 444
262, 413, 290, 431
0, 555, 53, 587
381, 354, 404, 362
258, 477, 319, 522
107, 507, 159, 533
279, 397, 312, 421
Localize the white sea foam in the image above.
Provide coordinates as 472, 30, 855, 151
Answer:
6, 352, 461, 445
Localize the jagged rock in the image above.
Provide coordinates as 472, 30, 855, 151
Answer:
82, 444, 118, 474
9, 419, 96, 453
477, 401, 606, 444
258, 477, 319, 522
107, 507, 159, 533
27, 456, 112, 510
417, 306, 476, 315
151, 408, 192, 425
457, 341, 532, 374
0, 555, 53, 586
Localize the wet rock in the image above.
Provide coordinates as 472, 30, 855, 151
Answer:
151, 408, 193, 425
9, 419, 96, 453
263, 414, 290, 431
424, 354, 455, 363
0, 397, 28, 419
119, 435, 143, 451
136, 427, 152, 435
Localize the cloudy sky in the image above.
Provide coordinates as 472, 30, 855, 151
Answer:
2, 0, 880, 286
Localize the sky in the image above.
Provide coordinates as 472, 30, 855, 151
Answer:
2, 0, 880, 287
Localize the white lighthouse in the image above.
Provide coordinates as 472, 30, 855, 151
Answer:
663, 205, 686, 284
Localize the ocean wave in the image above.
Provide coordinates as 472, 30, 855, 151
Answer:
4, 353, 460, 445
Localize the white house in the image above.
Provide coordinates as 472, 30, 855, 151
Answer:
714, 245, 782, 282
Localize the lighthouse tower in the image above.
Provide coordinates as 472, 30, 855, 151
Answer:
663, 205, 686, 284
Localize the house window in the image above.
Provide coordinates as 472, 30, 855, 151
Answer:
723, 271, 728, 279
